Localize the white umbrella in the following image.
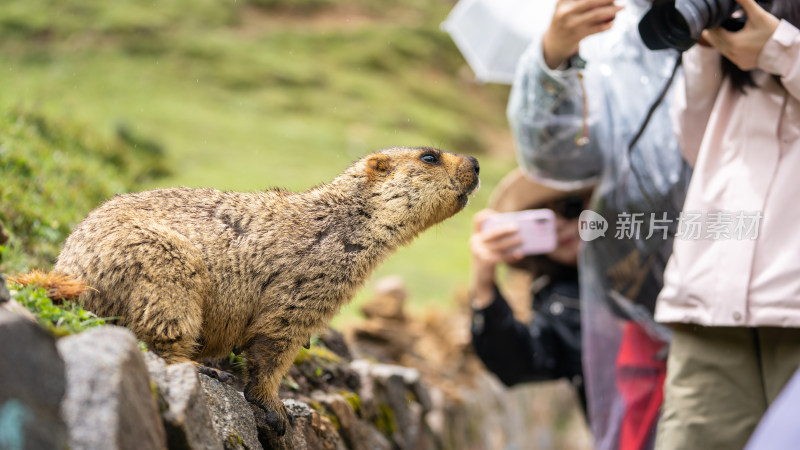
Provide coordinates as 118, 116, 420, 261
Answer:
441, 0, 556, 84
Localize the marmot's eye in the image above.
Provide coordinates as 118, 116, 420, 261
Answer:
420, 152, 440, 165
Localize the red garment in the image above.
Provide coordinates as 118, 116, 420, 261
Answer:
615, 322, 667, 450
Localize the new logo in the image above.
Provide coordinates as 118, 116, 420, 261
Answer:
579, 210, 608, 241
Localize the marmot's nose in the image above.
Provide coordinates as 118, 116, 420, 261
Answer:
468, 156, 480, 176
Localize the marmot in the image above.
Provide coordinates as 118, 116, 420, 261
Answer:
53, 147, 479, 434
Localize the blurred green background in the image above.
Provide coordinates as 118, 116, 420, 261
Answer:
0, 0, 517, 326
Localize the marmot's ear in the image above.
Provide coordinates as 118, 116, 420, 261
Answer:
366, 154, 391, 177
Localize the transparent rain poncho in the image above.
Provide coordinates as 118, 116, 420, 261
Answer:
507, 1, 692, 448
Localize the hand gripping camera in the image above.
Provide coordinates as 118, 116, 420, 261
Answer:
638, 0, 770, 51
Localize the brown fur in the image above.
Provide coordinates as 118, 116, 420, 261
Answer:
53, 147, 479, 434
8, 270, 91, 301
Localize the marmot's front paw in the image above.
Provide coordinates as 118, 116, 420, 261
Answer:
245, 392, 290, 436
196, 364, 235, 384
264, 402, 290, 436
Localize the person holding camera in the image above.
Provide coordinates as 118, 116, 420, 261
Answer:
470, 168, 592, 419
653, 0, 800, 448
506, 0, 693, 449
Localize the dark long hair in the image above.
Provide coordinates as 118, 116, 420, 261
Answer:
724, 0, 800, 91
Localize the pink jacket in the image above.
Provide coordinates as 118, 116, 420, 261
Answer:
656, 20, 800, 327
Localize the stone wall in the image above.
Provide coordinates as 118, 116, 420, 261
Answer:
0, 275, 591, 450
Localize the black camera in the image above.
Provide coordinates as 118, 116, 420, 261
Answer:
638, 0, 753, 51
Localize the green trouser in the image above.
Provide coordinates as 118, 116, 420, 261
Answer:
655, 325, 800, 450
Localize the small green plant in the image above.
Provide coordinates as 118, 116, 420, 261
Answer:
281, 377, 300, 391
293, 341, 341, 366
339, 390, 362, 416
8, 284, 107, 337
227, 351, 249, 379
373, 402, 397, 435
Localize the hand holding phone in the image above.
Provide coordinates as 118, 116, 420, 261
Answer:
480, 209, 557, 256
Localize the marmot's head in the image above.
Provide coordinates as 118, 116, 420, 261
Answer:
343, 146, 480, 244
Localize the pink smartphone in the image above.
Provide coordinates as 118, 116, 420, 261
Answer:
481, 208, 557, 255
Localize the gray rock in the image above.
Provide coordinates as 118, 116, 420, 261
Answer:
293, 406, 347, 450
144, 352, 223, 450
351, 361, 431, 450
0, 299, 37, 323
377, 372, 414, 448
198, 374, 260, 450
0, 274, 9, 304
312, 391, 391, 450
57, 326, 167, 450
284, 398, 312, 420
144, 351, 170, 395
252, 398, 347, 450
318, 328, 352, 361
347, 360, 380, 424
0, 309, 68, 450
367, 363, 432, 413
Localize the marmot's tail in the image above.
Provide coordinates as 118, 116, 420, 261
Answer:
7, 270, 90, 302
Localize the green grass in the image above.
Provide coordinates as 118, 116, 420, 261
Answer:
8, 284, 108, 337
0, 0, 517, 324
0, 108, 170, 270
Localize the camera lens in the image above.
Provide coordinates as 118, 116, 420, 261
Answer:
674, 0, 708, 42
639, 0, 696, 51
639, 0, 741, 51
